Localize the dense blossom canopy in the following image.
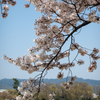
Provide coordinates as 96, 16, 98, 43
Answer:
1, 0, 100, 99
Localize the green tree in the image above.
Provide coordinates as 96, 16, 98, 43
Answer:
36, 84, 50, 100
49, 85, 56, 93
0, 90, 17, 100
13, 78, 20, 95
55, 82, 93, 100
96, 88, 100, 99
69, 82, 93, 100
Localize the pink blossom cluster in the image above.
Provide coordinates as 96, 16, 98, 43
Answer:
60, 76, 77, 90
16, 78, 45, 100
1, 0, 16, 18
88, 61, 97, 72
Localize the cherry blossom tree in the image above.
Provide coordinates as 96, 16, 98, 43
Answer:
1, 0, 100, 99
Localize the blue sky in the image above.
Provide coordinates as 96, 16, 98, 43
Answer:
0, 0, 100, 80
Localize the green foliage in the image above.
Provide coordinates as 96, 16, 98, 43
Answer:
93, 85, 100, 98
13, 78, 20, 95
7, 89, 18, 96
36, 84, 50, 100
0, 89, 18, 100
36, 82, 94, 100
55, 97, 60, 100
41, 98, 46, 100
13, 78, 19, 89
69, 82, 93, 100
0, 82, 97, 100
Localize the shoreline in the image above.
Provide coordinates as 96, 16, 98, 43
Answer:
0, 89, 6, 92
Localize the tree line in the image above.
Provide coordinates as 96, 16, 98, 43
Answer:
0, 78, 100, 100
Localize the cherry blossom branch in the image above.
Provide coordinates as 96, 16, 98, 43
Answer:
37, 20, 91, 94
2, 0, 100, 99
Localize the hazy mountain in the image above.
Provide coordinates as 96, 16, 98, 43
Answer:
0, 77, 100, 89
44, 77, 100, 86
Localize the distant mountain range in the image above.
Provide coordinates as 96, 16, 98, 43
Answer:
0, 77, 100, 89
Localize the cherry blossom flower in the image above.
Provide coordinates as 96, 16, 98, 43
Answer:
57, 72, 64, 80
2, 12, 8, 18
70, 76, 77, 82
93, 48, 99, 54
77, 60, 84, 65
3, 5, 9, 11
24, 4, 30, 8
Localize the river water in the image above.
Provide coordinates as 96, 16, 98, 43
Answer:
0, 89, 6, 92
